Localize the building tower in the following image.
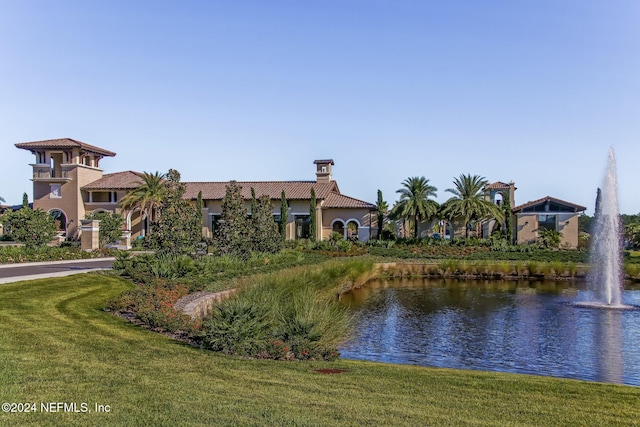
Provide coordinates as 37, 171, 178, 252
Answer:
15, 138, 116, 239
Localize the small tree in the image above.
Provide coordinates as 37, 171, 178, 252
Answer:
150, 169, 200, 255
196, 190, 204, 236
252, 195, 282, 253
309, 188, 317, 242
625, 222, 640, 249
85, 211, 124, 248
22, 193, 29, 208
1, 208, 57, 248
502, 193, 513, 244
376, 190, 388, 240
215, 181, 250, 256
280, 191, 288, 241
250, 187, 257, 216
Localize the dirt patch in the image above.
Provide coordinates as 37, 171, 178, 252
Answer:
314, 368, 348, 374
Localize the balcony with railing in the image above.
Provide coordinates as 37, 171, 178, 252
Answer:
32, 168, 71, 182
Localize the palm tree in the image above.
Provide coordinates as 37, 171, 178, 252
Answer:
441, 174, 503, 238
390, 177, 438, 239
120, 171, 167, 223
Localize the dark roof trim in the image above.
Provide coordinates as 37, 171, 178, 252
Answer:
512, 196, 586, 213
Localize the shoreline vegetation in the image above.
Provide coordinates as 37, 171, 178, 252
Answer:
104, 247, 640, 364
1, 273, 639, 426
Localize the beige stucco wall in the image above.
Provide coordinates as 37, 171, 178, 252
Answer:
516, 214, 538, 245
556, 213, 580, 248
515, 212, 580, 248
31, 159, 105, 240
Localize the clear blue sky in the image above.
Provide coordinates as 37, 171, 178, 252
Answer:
1, 1, 639, 214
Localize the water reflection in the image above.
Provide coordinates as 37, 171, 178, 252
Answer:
339, 279, 640, 386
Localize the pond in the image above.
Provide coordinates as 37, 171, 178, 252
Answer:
339, 278, 640, 386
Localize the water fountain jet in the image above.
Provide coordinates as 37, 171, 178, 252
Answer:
579, 147, 630, 309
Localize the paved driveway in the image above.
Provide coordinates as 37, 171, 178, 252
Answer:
0, 258, 115, 284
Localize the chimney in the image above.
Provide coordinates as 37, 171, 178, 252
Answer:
313, 159, 334, 183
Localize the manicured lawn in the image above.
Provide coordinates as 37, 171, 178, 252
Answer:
1, 274, 639, 426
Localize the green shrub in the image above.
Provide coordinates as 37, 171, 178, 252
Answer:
0, 208, 57, 248
85, 211, 124, 248
0, 245, 106, 263
200, 299, 272, 355
198, 259, 371, 361
151, 255, 196, 279
625, 263, 640, 279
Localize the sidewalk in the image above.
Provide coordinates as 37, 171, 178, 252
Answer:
0, 257, 115, 284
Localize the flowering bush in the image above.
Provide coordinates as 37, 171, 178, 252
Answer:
109, 280, 198, 334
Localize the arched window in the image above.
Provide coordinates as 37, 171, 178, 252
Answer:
128, 208, 149, 238
347, 220, 359, 241
332, 221, 345, 239
49, 209, 67, 235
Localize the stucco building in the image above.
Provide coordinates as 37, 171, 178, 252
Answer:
15, 138, 376, 247
412, 180, 586, 248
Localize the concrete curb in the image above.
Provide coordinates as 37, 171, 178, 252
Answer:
179, 289, 238, 319
0, 257, 116, 269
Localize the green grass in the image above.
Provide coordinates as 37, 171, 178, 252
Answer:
1, 274, 639, 426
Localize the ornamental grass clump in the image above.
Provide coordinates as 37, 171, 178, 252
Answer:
198, 259, 372, 360
567, 262, 578, 277
551, 261, 566, 277
526, 261, 541, 276
540, 262, 553, 278
515, 261, 526, 277
497, 261, 512, 277
438, 259, 460, 276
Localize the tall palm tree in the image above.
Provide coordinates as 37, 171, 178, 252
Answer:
441, 174, 503, 238
120, 171, 167, 223
390, 177, 438, 239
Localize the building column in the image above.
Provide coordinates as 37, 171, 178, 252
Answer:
80, 219, 100, 251
121, 229, 132, 250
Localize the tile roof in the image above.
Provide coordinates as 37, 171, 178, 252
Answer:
80, 173, 375, 210
313, 159, 334, 165
323, 192, 376, 209
184, 181, 374, 209
81, 171, 145, 190
512, 196, 586, 213
15, 138, 116, 157
183, 181, 339, 201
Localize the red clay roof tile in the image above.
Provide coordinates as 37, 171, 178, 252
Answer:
81, 171, 145, 190
15, 138, 116, 157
